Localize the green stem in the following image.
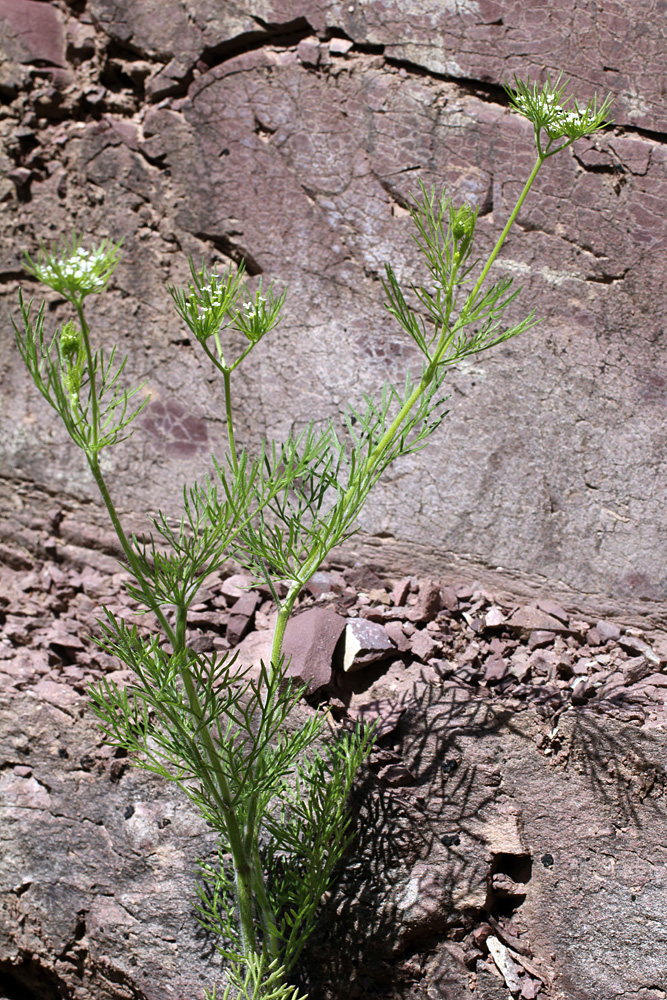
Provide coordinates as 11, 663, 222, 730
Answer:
223, 368, 239, 472
87, 453, 178, 646
460, 153, 544, 323
75, 299, 99, 451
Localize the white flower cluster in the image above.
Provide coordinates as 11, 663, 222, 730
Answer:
42, 247, 108, 292
514, 91, 595, 138
242, 295, 266, 321
197, 277, 229, 321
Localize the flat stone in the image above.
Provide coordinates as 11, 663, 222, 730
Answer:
596, 620, 623, 643
528, 630, 556, 651
484, 654, 508, 684
0, 0, 66, 68
410, 629, 438, 663
343, 618, 395, 672
484, 607, 506, 628
282, 608, 346, 691
536, 599, 569, 624
346, 698, 405, 737
220, 574, 254, 602
506, 607, 567, 637
383, 620, 412, 653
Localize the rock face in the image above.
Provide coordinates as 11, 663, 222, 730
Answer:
0, 1, 666, 599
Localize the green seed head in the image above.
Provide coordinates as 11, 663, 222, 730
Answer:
60, 321, 81, 359
453, 204, 475, 243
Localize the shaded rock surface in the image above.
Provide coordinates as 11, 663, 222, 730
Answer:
0, 2, 666, 598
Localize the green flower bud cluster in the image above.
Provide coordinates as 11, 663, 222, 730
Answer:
60, 320, 81, 359
58, 321, 84, 403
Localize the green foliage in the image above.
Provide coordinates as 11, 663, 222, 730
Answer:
206, 955, 307, 1000
12, 291, 148, 454
12, 72, 613, 999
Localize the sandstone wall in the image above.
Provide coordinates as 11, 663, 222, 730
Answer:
1, 0, 666, 598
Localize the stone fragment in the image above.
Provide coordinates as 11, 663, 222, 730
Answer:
484, 606, 506, 628
410, 629, 438, 662
596, 620, 622, 643
396, 862, 448, 935
368, 587, 391, 605
622, 656, 652, 685
8, 167, 31, 188
220, 574, 254, 602
31, 680, 81, 713
484, 654, 508, 684
439, 585, 458, 612
345, 563, 385, 592
586, 627, 601, 646
383, 620, 411, 653
329, 37, 353, 54
528, 630, 556, 651
233, 629, 273, 682
571, 677, 596, 704
390, 576, 411, 607
346, 698, 405, 737
486, 935, 522, 993
409, 581, 442, 623
619, 634, 662, 665
282, 608, 346, 691
536, 599, 569, 623
343, 618, 395, 672
0, 0, 66, 67
297, 38, 320, 66
377, 761, 415, 786
506, 607, 566, 637
305, 570, 344, 598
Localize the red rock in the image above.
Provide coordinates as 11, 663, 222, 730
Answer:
484, 654, 508, 684
528, 630, 556, 651
440, 586, 459, 612
347, 698, 404, 737
506, 607, 566, 637
282, 608, 346, 691
384, 620, 412, 653
297, 38, 320, 66
410, 629, 438, 662
377, 761, 415, 786
390, 576, 412, 607
305, 570, 345, 598
410, 581, 442, 623
0, 0, 65, 67
622, 656, 652, 685
220, 574, 254, 601
536, 599, 569, 624
484, 607, 506, 628
596, 620, 622, 643
31, 679, 81, 713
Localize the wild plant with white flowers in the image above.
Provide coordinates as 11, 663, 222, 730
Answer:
13, 75, 611, 999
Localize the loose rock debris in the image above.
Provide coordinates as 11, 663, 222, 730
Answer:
1, 537, 667, 998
